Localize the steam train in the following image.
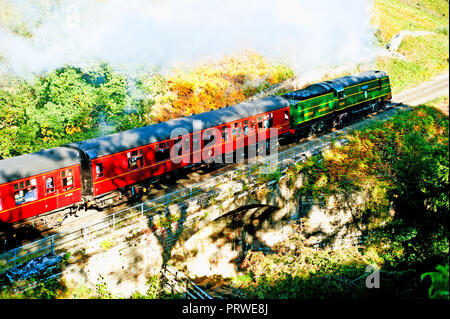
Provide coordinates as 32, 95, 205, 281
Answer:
0, 70, 391, 227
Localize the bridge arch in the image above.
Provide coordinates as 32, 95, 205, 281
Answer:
170, 203, 294, 278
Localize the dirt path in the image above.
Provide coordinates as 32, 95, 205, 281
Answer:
392, 72, 449, 110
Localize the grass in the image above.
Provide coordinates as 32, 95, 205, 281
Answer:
377, 32, 449, 93
373, 0, 449, 93
373, 0, 449, 43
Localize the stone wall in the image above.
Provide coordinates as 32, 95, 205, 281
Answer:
60, 163, 371, 297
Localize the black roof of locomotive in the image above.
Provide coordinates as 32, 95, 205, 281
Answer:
284, 83, 331, 100
328, 70, 387, 88
69, 96, 289, 159
0, 147, 80, 185
284, 70, 387, 101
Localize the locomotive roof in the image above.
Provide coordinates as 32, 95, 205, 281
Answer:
0, 147, 80, 185
69, 96, 289, 159
284, 83, 331, 100
328, 70, 387, 88
284, 70, 387, 101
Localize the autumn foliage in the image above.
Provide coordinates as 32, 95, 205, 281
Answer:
0, 51, 293, 159
149, 51, 294, 122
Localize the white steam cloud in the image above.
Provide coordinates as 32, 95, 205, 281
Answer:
0, 0, 376, 76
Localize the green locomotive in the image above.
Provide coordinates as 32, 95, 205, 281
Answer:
284, 70, 392, 135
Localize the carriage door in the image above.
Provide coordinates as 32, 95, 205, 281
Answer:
235, 122, 245, 162
43, 173, 58, 212
361, 85, 369, 100
59, 168, 75, 207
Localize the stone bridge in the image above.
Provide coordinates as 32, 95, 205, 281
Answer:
61, 159, 367, 297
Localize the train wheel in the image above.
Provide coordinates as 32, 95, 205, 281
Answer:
53, 212, 65, 227
0, 222, 16, 248
265, 140, 277, 155
310, 121, 325, 136
332, 116, 343, 129
33, 218, 45, 230
169, 170, 180, 181
296, 128, 309, 140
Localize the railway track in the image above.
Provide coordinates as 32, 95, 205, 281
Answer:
1, 71, 448, 251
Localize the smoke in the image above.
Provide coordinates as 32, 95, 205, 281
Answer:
0, 0, 376, 77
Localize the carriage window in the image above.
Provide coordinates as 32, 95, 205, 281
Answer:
46, 177, 55, 193
96, 163, 104, 177
257, 117, 263, 129
236, 126, 242, 137
222, 127, 228, 141
14, 178, 38, 205
128, 150, 144, 169
62, 169, 74, 190
244, 126, 249, 135
155, 144, 170, 162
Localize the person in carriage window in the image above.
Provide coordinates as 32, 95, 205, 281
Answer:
23, 187, 37, 202
46, 177, 54, 189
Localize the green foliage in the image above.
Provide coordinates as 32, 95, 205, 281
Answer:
100, 236, 116, 252
25, 278, 66, 299
421, 263, 449, 299
0, 53, 293, 159
0, 63, 152, 159
0, 273, 183, 299
95, 274, 114, 299
257, 168, 282, 184
234, 232, 416, 299
0, 278, 68, 299
144, 275, 162, 299
296, 103, 449, 270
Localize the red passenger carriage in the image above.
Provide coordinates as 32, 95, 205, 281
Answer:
0, 71, 392, 226
70, 96, 290, 207
0, 96, 290, 225
0, 148, 82, 224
